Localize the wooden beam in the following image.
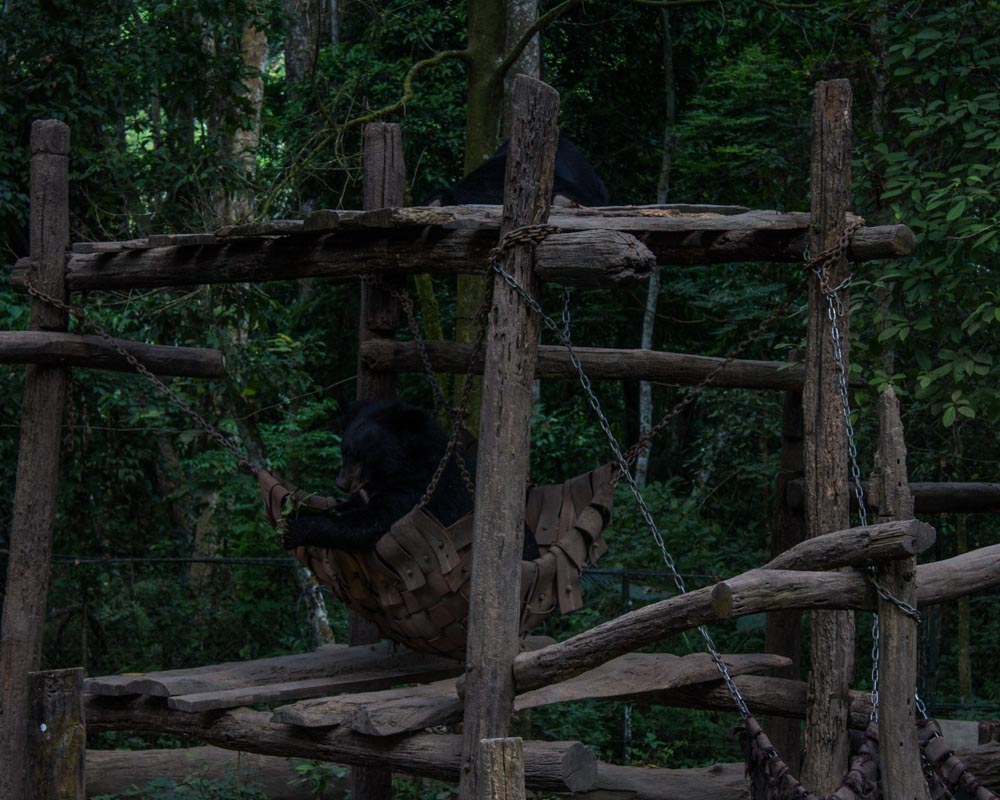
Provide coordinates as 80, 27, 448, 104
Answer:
0, 119, 72, 800
460, 76, 559, 800
510, 543, 1000, 695
479, 738, 526, 800
84, 701, 598, 795
800, 78, 855, 793
28, 668, 85, 800
786, 479, 1000, 515
359, 340, 844, 391
0, 331, 225, 377
870, 387, 929, 800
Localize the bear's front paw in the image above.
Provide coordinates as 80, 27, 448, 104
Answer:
280, 518, 310, 550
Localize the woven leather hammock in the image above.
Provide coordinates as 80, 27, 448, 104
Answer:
258, 463, 614, 660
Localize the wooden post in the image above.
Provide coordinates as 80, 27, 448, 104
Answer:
28, 668, 86, 799
478, 738, 527, 800
800, 80, 855, 793
871, 387, 930, 800
764, 351, 805, 772
349, 121, 407, 800
0, 119, 72, 800
459, 75, 560, 800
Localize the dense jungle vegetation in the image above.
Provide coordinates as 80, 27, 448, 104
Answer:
1, 0, 998, 794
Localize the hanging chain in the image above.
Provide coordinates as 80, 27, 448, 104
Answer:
490, 231, 753, 719
22, 276, 257, 476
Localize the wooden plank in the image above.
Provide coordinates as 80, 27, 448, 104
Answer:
871, 387, 930, 800
0, 119, 72, 800
479, 738, 526, 800
460, 75, 560, 800
84, 642, 456, 697
761, 518, 935, 571
0, 331, 225, 377
85, 701, 599, 795
27, 668, 85, 800
359, 340, 846, 391
786, 479, 1000, 515
800, 78, 855, 793
168, 661, 464, 712
147, 233, 219, 247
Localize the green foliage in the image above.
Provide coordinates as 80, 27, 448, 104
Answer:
93, 772, 270, 799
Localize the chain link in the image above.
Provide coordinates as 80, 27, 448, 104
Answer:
23, 276, 257, 476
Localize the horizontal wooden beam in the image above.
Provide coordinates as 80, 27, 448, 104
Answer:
84, 700, 597, 794
787, 479, 1000, 514
360, 340, 839, 391
512, 543, 1000, 693
0, 331, 224, 378
762, 518, 935, 571
11, 228, 654, 292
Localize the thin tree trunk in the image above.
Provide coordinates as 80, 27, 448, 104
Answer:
503, 0, 539, 138
285, 0, 319, 96
635, 8, 674, 487
957, 513, 972, 703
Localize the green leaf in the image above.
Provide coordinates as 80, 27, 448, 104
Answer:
943, 406, 957, 427
945, 199, 967, 221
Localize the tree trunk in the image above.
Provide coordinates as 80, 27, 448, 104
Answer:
285, 0, 319, 93
502, 0, 539, 138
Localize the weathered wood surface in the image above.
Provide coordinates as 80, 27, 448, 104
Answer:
479, 738, 526, 800
870, 387, 929, 800
84, 642, 460, 698
787, 479, 1000, 514
801, 78, 855, 793
360, 340, 842, 391
11, 228, 654, 292
460, 75, 560, 800
0, 119, 72, 800
0, 331, 225, 377
511, 543, 1000, 694
87, 746, 346, 799
762, 518, 935, 571
273, 652, 788, 734
84, 701, 598, 794
579, 761, 750, 800
28, 668, 85, 800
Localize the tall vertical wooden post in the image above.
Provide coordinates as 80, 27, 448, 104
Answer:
800, 80, 855, 793
27, 668, 86, 799
350, 121, 405, 800
459, 75, 559, 800
764, 351, 805, 773
871, 387, 930, 800
0, 120, 72, 800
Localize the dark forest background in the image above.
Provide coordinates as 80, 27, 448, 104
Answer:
1, 0, 998, 791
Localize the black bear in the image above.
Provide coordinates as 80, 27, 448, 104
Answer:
426, 136, 608, 207
281, 400, 541, 560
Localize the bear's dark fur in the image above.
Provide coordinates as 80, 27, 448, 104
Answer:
281, 400, 540, 560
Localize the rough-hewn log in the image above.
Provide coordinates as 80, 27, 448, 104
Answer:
84, 700, 598, 794
0, 119, 72, 800
579, 760, 749, 800
801, 78, 855, 793
10, 228, 654, 292
28, 668, 85, 800
870, 387, 929, 800
762, 518, 935, 571
511, 543, 1000, 694
359, 340, 839, 390
479, 738, 526, 800
0, 331, 225, 377
86, 746, 345, 799
460, 75, 560, 800
787, 479, 1000, 515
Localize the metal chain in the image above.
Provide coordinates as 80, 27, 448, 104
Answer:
490, 248, 753, 719
23, 276, 257, 476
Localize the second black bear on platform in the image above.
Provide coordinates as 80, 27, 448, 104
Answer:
281, 401, 540, 560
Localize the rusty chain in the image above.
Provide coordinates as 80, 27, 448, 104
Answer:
23, 275, 258, 476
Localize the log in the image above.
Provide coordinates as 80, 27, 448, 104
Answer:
801, 78, 855, 793
359, 340, 847, 391
85, 642, 460, 698
761, 518, 935, 571
787, 479, 1000, 515
10, 228, 654, 292
87, 746, 346, 799
479, 738, 526, 800
0, 119, 72, 800
28, 668, 85, 800
84, 700, 598, 794
0, 331, 225, 377
460, 75, 560, 800
511, 543, 1000, 694
579, 761, 749, 800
